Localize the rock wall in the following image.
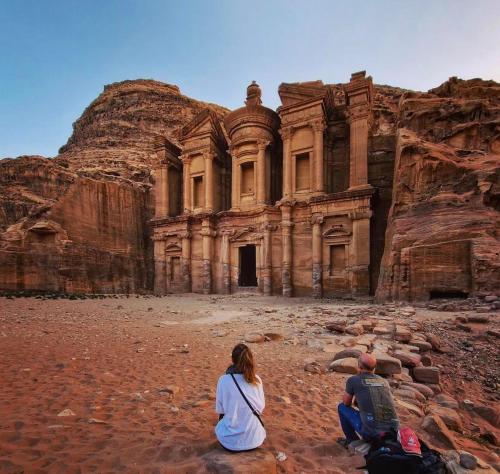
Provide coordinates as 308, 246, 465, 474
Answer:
376, 78, 500, 301
0, 80, 227, 293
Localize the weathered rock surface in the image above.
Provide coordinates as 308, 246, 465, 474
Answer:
0, 80, 227, 293
376, 77, 500, 302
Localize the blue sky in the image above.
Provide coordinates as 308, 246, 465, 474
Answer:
1, 0, 499, 158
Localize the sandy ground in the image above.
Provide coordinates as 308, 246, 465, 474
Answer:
0, 295, 498, 473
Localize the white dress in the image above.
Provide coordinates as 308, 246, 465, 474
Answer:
215, 373, 266, 451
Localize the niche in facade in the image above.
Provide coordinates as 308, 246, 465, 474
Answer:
241, 162, 255, 195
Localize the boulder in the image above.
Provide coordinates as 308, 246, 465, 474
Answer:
395, 325, 412, 343
434, 394, 459, 409
413, 366, 440, 385
402, 382, 435, 399
325, 320, 347, 333
333, 348, 362, 361
429, 405, 463, 432
345, 324, 364, 336
374, 353, 402, 376
421, 414, 458, 450
393, 350, 422, 368
396, 399, 424, 417
201, 448, 277, 473
410, 340, 432, 352
329, 357, 359, 374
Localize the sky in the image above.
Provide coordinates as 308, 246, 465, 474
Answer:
1, 0, 499, 158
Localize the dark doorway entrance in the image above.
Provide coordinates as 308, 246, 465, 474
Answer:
238, 245, 257, 287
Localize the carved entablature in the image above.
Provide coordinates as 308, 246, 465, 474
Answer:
229, 226, 263, 243
154, 137, 182, 168
279, 100, 326, 129
348, 208, 372, 220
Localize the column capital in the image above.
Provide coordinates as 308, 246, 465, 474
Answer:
277, 198, 296, 208
203, 151, 216, 161
311, 215, 324, 226
279, 127, 293, 140
257, 139, 270, 151
180, 154, 192, 165
349, 208, 372, 220
179, 231, 192, 240
310, 118, 326, 132
261, 222, 277, 232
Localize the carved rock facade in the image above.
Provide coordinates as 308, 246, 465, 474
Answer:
152, 73, 377, 297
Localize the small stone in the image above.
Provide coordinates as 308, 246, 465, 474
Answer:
468, 314, 489, 323
459, 452, 477, 470
484, 295, 497, 303
244, 333, 266, 343
278, 396, 291, 404
159, 385, 180, 396
325, 320, 347, 333
57, 409, 75, 417
304, 361, 325, 374
345, 324, 364, 336
435, 394, 459, 409
170, 406, 179, 413
264, 332, 284, 341
88, 418, 106, 424
276, 451, 287, 462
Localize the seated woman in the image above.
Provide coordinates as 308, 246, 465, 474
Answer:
215, 343, 266, 452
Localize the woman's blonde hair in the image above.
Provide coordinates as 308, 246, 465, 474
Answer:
232, 343, 258, 385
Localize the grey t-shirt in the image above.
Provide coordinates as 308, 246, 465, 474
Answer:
345, 373, 399, 437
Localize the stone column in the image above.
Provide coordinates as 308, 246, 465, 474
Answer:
256, 140, 269, 204
281, 204, 294, 297
280, 127, 292, 198
344, 71, 373, 190
182, 155, 192, 213
201, 219, 215, 294
221, 231, 231, 294
262, 222, 275, 296
350, 209, 372, 295
312, 119, 325, 195
154, 165, 169, 218
180, 232, 191, 293
204, 152, 214, 212
153, 237, 166, 295
311, 216, 323, 298
230, 148, 240, 210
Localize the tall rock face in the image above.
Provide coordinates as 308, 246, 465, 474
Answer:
376, 78, 500, 302
0, 80, 227, 293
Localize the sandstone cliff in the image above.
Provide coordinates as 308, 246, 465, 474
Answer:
0, 80, 227, 293
376, 78, 500, 301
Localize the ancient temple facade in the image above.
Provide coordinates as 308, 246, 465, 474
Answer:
151, 71, 375, 297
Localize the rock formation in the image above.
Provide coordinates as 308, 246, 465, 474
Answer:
376, 77, 500, 301
1, 76, 498, 299
0, 80, 226, 293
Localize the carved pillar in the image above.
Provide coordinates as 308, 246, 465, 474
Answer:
281, 204, 294, 297
154, 165, 169, 218
344, 71, 373, 190
262, 222, 275, 296
154, 238, 166, 295
311, 216, 324, 298
221, 231, 231, 294
182, 155, 192, 213
181, 232, 191, 292
201, 219, 215, 294
280, 127, 292, 198
256, 140, 269, 204
350, 209, 372, 296
204, 152, 214, 212
312, 119, 325, 195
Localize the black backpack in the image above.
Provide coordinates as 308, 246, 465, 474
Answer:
363, 434, 446, 474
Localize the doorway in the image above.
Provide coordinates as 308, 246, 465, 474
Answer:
238, 245, 257, 287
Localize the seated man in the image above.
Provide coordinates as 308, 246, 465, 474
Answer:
337, 353, 399, 447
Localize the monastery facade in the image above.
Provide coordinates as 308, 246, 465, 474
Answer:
151, 71, 376, 297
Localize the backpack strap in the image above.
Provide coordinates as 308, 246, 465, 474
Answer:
230, 373, 265, 428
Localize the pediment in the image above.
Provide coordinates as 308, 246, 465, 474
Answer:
323, 225, 351, 239
165, 243, 182, 253
180, 109, 225, 144
230, 226, 262, 242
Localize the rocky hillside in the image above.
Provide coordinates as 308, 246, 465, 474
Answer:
0, 80, 227, 293
376, 77, 500, 302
